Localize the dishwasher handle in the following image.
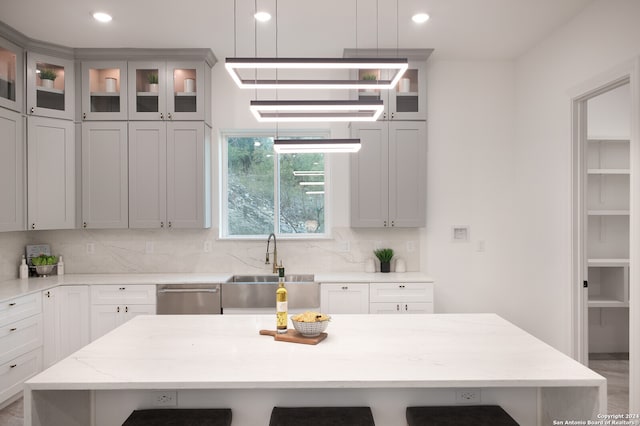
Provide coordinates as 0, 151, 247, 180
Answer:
158, 288, 219, 293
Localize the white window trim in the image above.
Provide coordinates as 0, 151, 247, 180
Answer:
219, 129, 331, 240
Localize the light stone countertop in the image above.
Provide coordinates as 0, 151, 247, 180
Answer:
0, 272, 434, 303
25, 313, 604, 390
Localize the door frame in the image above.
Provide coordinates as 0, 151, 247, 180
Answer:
570, 57, 640, 413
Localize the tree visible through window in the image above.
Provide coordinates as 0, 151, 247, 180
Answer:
224, 134, 326, 237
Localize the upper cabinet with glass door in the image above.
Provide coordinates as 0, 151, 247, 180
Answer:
0, 36, 24, 112
26, 52, 75, 120
128, 60, 205, 121
346, 49, 432, 121
81, 61, 127, 120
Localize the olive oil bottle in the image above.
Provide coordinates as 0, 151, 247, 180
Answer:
276, 267, 288, 334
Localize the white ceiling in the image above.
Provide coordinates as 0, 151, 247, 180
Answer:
2, 0, 593, 60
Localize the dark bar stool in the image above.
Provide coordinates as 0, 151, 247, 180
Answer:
122, 408, 232, 426
269, 406, 375, 426
406, 405, 519, 426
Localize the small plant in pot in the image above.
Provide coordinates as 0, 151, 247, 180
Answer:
374, 248, 394, 273
362, 73, 377, 81
147, 73, 159, 92
39, 68, 57, 89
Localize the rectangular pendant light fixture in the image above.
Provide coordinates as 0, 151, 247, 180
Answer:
274, 139, 361, 153
226, 57, 408, 89
250, 100, 383, 122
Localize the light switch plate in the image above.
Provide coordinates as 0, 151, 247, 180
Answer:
452, 226, 470, 242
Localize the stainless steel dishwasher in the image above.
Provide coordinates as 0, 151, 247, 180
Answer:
156, 284, 221, 314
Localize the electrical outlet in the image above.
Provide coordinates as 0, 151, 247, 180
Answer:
455, 388, 481, 404
152, 391, 177, 406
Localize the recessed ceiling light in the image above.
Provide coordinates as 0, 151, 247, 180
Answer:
93, 12, 112, 23
254, 11, 271, 22
412, 13, 430, 24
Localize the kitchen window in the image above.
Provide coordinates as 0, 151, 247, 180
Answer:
221, 131, 328, 238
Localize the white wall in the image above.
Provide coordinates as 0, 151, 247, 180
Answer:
513, 0, 640, 353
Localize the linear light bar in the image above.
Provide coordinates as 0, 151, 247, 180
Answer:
299, 181, 325, 186
305, 191, 325, 195
250, 100, 384, 122
274, 139, 361, 153
293, 171, 325, 176
226, 57, 408, 89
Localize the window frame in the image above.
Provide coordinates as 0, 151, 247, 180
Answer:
220, 129, 331, 240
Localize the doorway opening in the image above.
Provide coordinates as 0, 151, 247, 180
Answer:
571, 59, 639, 415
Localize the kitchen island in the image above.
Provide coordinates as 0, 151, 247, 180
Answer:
24, 314, 605, 426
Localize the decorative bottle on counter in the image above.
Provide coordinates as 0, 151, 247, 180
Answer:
276, 266, 288, 334
19, 255, 28, 279
57, 255, 64, 275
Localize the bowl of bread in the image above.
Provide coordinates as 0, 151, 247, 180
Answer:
290, 311, 331, 337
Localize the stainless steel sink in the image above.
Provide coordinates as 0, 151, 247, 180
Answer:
221, 274, 319, 310
227, 274, 315, 284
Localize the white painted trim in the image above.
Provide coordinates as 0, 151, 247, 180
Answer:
570, 56, 640, 413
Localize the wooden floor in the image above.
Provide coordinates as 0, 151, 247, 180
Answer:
0, 358, 630, 425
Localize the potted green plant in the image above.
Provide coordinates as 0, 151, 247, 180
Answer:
39, 68, 57, 89
374, 248, 394, 273
147, 73, 159, 92
362, 73, 377, 81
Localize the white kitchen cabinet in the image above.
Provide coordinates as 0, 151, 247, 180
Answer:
351, 121, 426, 228
81, 60, 128, 121
81, 122, 128, 229
90, 285, 156, 340
0, 292, 42, 406
0, 36, 24, 113
0, 107, 25, 232
369, 282, 433, 314
42, 286, 90, 369
26, 51, 75, 121
128, 60, 207, 122
320, 283, 369, 314
129, 121, 211, 229
27, 116, 76, 230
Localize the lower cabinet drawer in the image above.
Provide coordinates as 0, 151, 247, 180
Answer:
0, 348, 42, 406
91, 285, 156, 305
0, 292, 42, 327
369, 282, 433, 303
0, 314, 43, 365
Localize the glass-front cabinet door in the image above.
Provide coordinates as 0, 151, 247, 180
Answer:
26, 52, 75, 120
166, 61, 205, 121
81, 61, 127, 120
0, 37, 23, 112
355, 59, 426, 121
128, 61, 167, 120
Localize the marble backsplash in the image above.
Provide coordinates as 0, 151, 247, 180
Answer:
0, 227, 421, 281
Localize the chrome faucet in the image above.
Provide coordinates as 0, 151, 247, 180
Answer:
265, 233, 283, 274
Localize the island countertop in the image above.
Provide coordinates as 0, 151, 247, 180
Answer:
26, 313, 603, 390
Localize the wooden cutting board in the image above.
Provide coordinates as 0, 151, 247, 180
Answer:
259, 329, 328, 345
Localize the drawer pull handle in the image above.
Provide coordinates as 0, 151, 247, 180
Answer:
341, 286, 348, 290
117, 306, 120, 313
125, 306, 128, 313
405, 304, 408, 311
396, 304, 400, 311
9, 328, 17, 332
9, 303, 16, 306
119, 287, 126, 290
9, 364, 17, 369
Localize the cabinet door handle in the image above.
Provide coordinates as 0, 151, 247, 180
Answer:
125, 306, 128, 313
9, 328, 17, 332
46, 291, 50, 298
168, 112, 172, 120
83, 222, 87, 228
383, 220, 387, 227
83, 112, 86, 120
9, 364, 17, 369
391, 221, 395, 227
160, 112, 164, 120
341, 286, 348, 290
31, 223, 36, 230
117, 306, 120, 313
168, 221, 172, 228
119, 287, 126, 291
30, 107, 34, 114
399, 285, 405, 289
405, 304, 408, 311
396, 304, 400, 311
160, 221, 164, 228
8, 303, 16, 307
